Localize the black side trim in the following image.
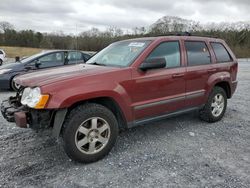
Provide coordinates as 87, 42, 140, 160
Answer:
128, 106, 203, 128
52, 109, 68, 138
186, 91, 205, 100
134, 91, 205, 111
134, 96, 185, 110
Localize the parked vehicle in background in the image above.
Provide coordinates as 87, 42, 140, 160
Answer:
0, 50, 92, 91
0, 49, 6, 66
1, 35, 238, 163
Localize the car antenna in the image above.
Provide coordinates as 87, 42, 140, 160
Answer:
75, 23, 78, 50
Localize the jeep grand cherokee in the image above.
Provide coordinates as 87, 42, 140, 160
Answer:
1, 36, 238, 163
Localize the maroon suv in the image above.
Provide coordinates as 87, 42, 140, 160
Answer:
1, 36, 238, 163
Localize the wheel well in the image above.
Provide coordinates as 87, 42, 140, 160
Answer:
215, 81, 231, 98
10, 76, 15, 89
69, 97, 127, 130
10, 75, 19, 90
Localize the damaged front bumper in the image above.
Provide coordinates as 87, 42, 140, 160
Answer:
1, 97, 27, 127
1, 95, 68, 138
1, 96, 53, 129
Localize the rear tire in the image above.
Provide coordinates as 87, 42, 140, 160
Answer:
62, 103, 119, 163
199, 86, 227, 123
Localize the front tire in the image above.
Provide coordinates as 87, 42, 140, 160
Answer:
62, 103, 119, 163
11, 77, 21, 91
0, 59, 2, 66
199, 86, 227, 122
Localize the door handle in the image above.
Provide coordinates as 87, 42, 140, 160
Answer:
207, 69, 216, 73
172, 73, 184, 78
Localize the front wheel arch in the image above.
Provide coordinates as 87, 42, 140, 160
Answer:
62, 103, 119, 163
66, 97, 128, 130
10, 75, 21, 91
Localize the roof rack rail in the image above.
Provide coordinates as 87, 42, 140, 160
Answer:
156, 32, 218, 38
156, 32, 192, 37
176, 32, 191, 36
190, 34, 219, 38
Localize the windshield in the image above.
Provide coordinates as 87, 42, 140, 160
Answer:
86, 40, 151, 67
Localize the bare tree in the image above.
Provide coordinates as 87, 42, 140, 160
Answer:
0, 21, 14, 32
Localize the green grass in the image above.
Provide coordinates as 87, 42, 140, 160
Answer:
0, 46, 45, 58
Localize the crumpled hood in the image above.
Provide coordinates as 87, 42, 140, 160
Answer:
14, 64, 118, 87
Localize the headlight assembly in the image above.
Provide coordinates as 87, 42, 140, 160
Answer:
21, 87, 49, 109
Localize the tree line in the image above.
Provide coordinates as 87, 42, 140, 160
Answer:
0, 21, 250, 57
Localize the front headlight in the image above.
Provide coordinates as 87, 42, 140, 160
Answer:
0, 69, 11, 74
21, 87, 49, 109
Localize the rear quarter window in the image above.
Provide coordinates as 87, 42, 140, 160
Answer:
211, 42, 232, 63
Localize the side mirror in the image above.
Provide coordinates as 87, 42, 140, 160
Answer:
35, 60, 41, 68
24, 66, 33, 71
139, 57, 166, 71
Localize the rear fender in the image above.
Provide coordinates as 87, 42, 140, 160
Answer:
205, 72, 231, 99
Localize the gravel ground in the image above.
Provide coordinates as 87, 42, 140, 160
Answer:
0, 60, 250, 188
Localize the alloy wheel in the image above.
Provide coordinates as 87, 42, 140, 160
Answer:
75, 117, 111, 154
211, 93, 225, 117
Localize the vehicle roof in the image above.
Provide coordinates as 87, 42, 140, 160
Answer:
122, 35, 224, 42
39, 49, 94, 56
40, 49, 83, 53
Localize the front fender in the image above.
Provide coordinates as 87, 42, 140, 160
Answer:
44, 82, 133, 122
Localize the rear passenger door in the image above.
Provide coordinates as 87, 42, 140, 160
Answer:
66, 51, 85, 65
184, 41, 212, 107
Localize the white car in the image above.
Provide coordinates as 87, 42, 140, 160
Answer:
0, 49, 5, 66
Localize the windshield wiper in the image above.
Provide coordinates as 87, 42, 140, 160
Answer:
91, 62, 106, 66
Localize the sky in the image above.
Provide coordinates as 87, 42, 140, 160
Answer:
0, 0, 250, 34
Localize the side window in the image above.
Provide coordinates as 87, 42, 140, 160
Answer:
67, 52, 84, 64
185, 41, 211, 66
211, 42, 232, 63
37, 52, 64, 68
147, 41, 181, 68
0, 51, 3, 55
83, 53, 91, 61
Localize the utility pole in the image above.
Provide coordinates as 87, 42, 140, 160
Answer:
75, 24, 78, 50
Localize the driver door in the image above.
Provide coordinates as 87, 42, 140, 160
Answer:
131, 41, 186, 120
27, 52, 65, 70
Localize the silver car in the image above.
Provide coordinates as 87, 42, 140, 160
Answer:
0, 49, 6, 66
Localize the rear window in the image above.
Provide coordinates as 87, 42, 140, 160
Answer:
211, 42, 232, 63
185, 41, 211, 66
